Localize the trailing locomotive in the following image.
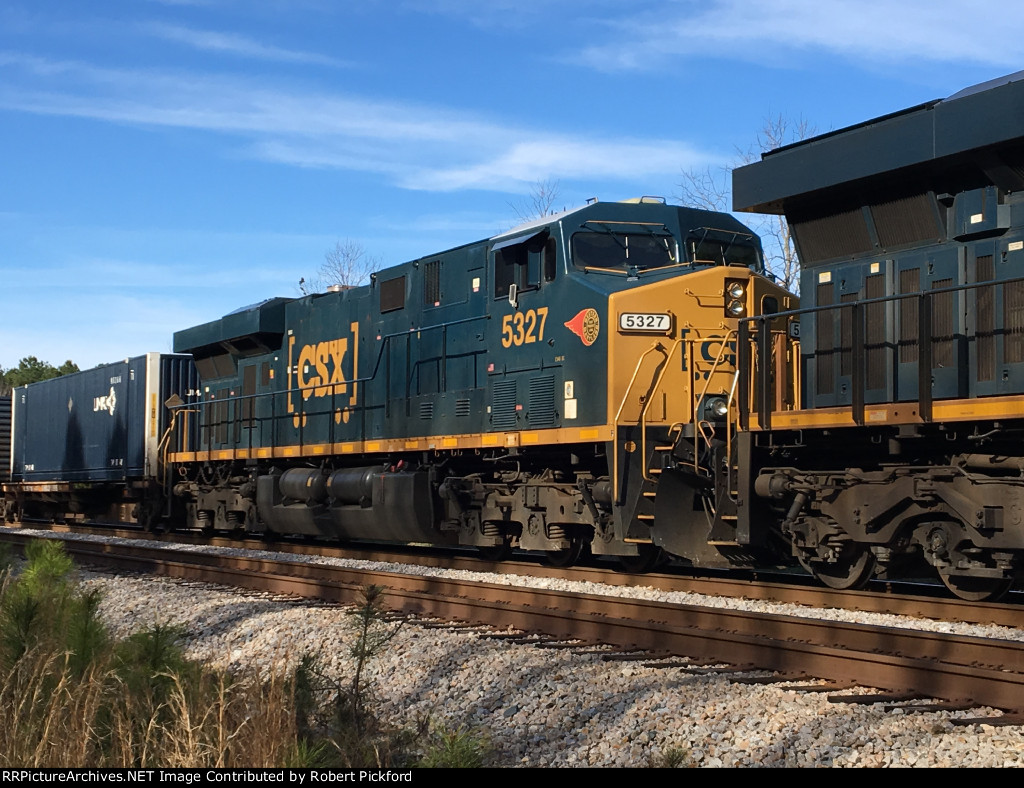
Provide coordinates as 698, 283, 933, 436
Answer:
732, 70, 1024, 600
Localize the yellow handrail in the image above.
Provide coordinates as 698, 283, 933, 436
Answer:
611, 339, 681, 500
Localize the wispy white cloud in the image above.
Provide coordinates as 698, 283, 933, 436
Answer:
0, 52, 719, 192
387, 0, 623, 30
141, 22, 351, 67
571, 0, 1024, 72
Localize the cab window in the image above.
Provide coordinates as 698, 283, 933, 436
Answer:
493, 234, 556, 298
571, 230, 677, 272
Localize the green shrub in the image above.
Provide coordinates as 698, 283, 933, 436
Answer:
416, 725, 492, 768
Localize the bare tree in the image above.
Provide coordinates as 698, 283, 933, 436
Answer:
299, 239, 380, 295
508, 178, 563, 224
679, 114, 814, 293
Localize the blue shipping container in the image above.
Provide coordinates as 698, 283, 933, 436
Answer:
11, 353, 198, 483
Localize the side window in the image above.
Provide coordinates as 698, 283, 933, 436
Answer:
544, 236, 557, 282
493, 233, 553, 298
494, 243, 527, 298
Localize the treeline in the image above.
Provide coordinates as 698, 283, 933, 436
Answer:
0, 356, 80, 395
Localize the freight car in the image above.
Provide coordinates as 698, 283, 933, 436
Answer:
0, 393, 10, 486
731, 70, 1024, 600
1, 355, 199, 526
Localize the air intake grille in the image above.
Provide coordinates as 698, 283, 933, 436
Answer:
931, 278, 954, 369
865, 273, 887, 390
1007, 279, 1024, 363
898, 268, 920, 364
977, 255, 995, 382
815, 282, 835, 394
528, 375, 556, 427
871, 193, 941, 248
792, 207, 873, 265
491, 380, 518, 430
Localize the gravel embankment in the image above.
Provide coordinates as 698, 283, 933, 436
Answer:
10, 529, 1024, 767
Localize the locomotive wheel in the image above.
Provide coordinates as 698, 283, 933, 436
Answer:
545, 539, 586, 568
798, 543, 876, 590
938, 571, 1013, 603
618, 545, 666, 573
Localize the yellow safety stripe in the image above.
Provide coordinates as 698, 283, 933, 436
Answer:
167, 424, 615, 464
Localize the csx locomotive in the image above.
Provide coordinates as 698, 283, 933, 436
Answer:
731, 70, 1024, 601
2, 196, 795, 573
6, 70, 1024, 602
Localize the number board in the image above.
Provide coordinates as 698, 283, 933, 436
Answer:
618, 312, 672, 333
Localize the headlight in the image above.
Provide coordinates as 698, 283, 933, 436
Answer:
726, 281, 745, 299
727, 299, 746, 316
703, 396, 729, 419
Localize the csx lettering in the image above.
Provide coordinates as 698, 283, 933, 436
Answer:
501, 307, 549, 348
698, 337, 736, 379
678, 330, 736, 378
298, 338, 348, 400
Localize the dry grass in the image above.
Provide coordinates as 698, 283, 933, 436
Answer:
0, 545, 491, 768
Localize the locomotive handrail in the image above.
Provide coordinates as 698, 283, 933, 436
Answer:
612, 340, 677, 502
183, 312, 493, 455
737, 273, 1024, 428
689, 329, 739, 489
638, 339, 682, 486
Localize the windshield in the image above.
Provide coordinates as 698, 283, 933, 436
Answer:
687, 227, 763, 272
571, 230, 678, 272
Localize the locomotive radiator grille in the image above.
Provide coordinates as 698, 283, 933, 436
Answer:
1006, 278, 1024, 364
977, 255, 995, 382
898, 268, 920, 364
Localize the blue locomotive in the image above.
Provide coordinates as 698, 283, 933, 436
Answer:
163, 197, 793, 568
734, 71, 1024, 600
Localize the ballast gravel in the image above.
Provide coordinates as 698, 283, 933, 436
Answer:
8, 528, 1024, 768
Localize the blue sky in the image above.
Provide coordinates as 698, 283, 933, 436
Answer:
2, 0, 1022, 371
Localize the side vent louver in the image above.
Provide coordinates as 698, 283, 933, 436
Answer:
528, 375, 556, 427
491, 380, 518, 430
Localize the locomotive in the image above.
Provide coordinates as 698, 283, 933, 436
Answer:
2, 197, 797, 572
732, 70, 1024, 601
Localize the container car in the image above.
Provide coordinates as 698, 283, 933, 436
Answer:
3, 354, 199, 526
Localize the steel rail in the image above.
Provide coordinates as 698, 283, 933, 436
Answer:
4, 530, 1024, 714
12, 522, 1024, 630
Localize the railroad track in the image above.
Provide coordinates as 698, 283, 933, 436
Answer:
13, 520, 1024, 629
3, 525, 1024, 720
